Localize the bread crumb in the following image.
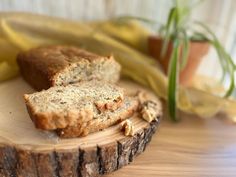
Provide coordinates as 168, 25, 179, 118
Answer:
141, 101, 160, 123
121, 120, 134, 136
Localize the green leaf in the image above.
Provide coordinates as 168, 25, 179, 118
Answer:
196, 21, 236, 97
161, 7, 177, 58
220, 48, 236, 97
168, 39, 180, 121
191, 32, 209, 41
209, 40, 228, 82
158, 26, 166, 36
224, 66, 235, 97
179, 29, 190, 70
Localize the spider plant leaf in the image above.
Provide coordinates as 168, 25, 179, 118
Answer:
158, 26, 166, 36
221, 48, 236, 97
209, 40, 228, 82
191, 32, 209, 41
219, 44, 236, 70
176, 7, 188, 26
168, 39, 180, 121
175, 0, 194, 28
196, 21, 236, 96
161, 7, 176, 58
180, 30, 190, 70
210, 39, 235, 96
195, 22, 221, 41
224, 67, 235, 97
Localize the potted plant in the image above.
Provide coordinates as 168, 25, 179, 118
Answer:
148, 0, 236, 121
149, 0, 212, 87
120, 0, 236, 121
148, 32, 210, 87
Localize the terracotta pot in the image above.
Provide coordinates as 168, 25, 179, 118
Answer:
148, 36, 210, 86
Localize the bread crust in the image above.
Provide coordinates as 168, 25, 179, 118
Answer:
17, 45, 120, 90
57, 98, 140, 138
24, 94, 82, 129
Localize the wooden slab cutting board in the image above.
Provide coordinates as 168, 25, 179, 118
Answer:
0, 77, 161, 177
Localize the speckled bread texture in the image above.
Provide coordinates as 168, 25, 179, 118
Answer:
24, 81, 124, 130
57, 97, 139, 138
17, 45, 121, 91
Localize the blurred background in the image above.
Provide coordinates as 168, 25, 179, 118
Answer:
0, 0, 236, 90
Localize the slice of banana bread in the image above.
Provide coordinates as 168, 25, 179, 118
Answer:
24, 81, 124, 130
57, 97, 139, 138
17, 45, 121, 90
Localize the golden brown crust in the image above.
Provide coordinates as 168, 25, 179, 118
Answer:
94, 95, 123, 112
24, 94, 92, 130
57, 98, 139, 138
17, 45, 118, 90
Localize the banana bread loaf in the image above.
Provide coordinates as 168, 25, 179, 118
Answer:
17, 45, 121, 90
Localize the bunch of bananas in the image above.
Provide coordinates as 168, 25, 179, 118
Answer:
0, 12, 235, 122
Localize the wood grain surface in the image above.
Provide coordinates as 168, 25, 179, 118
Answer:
1, 77, 236, 176
0, 77, 161, 177
105, 112, 236, 177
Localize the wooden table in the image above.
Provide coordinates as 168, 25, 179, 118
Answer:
1, 78, 235, 177
106, 114, 236, 177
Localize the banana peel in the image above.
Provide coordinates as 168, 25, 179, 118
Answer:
0, 12, 235, 122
